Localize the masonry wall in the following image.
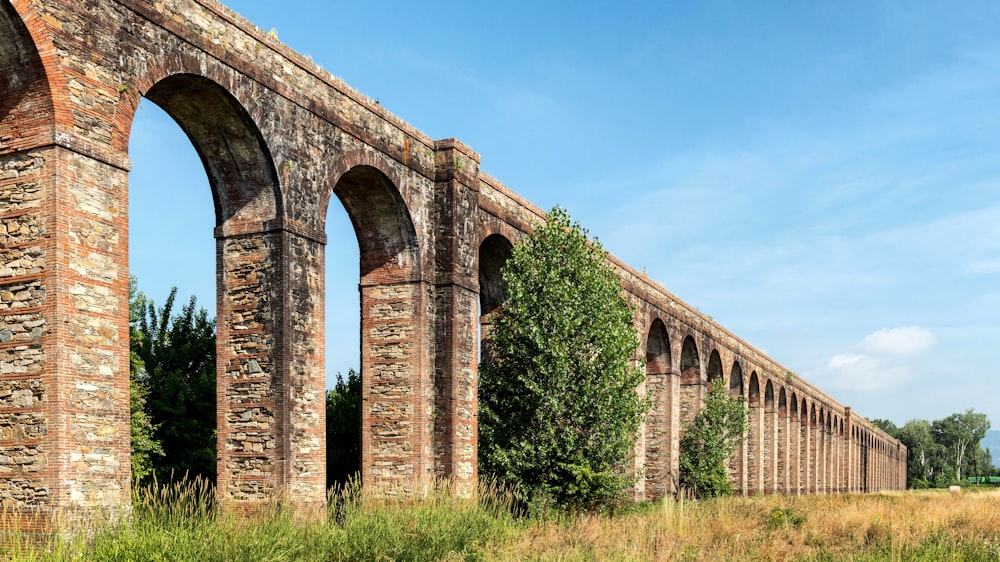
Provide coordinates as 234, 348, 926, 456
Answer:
0, 0, 905, 524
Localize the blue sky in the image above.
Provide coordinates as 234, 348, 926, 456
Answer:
128, 1, 1000, 428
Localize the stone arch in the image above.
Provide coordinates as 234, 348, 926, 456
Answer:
0, 1, 55, 150
748, 373, 761, 408
478, 234, 513, 318
129, 74, 287, 508
143, 74, 281, 230
679, 335, 701, 385
678, 335, 701, 427
145, 74, 282, 230
706, 349, 723, 390
729, 361, 744, 398
644, 318, 672, 499
328, 164, 419, 282
477, 233, 513, 369
321, 161, 425, 494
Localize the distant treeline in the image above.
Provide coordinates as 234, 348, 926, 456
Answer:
872, 411, 993, 489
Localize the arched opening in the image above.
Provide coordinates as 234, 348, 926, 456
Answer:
128, 73, 279, 498
747, 372, 761, 494
322, 191, 361, 489
129, 98, 218, 488
706, 349, 723, 391
0, 1, 52, 143
729, 362, 744, 398
323, 163, 421, 495
679, 336, 701, 428
644, 318, 672, 499
478, 234, 513, 362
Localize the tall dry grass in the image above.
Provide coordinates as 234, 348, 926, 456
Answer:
485, 488, 1000, 561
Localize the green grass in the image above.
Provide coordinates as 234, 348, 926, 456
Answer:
3, 484, 999, 561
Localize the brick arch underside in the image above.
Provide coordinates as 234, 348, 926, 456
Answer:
0, 1, 54, 152
143, 74, 280, 230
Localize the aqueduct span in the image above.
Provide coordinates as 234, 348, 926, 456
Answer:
0, 0, 905, 519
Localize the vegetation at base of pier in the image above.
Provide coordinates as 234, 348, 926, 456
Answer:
478, 206, 649, 511
4, 482, 1000, 561
679, 382, 749, 499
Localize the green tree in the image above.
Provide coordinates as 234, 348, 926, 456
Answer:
932, 409, 990, 484
132, 282, 217, 483
678, 382, 748, 499
129, 277, 162, 486
896, 418, 942, 488
478, 207, 648, 511
871, 418, 898, 436
931, 408, 990, 482
326, 368, 361, 487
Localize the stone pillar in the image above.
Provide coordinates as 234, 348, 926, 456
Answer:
800, 412, 810, 495
0, 145, 131, 522
645, 371, 671, 499
215, 225, 327, 514
763, 402, 775, 494
810, 417, 817, 495
789, 411, 800, 495
747, 401, 761, 494
777, 407, 787, 494
431, 139, 480, 495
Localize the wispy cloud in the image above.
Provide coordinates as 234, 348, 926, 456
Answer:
809, 326, 939, 391
859, 326, 939, 356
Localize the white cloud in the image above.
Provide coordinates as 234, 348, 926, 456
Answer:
858, 326, 939, 356
809, 326, 938, 391
812, 353, 912, 391
828, 353, 865, 368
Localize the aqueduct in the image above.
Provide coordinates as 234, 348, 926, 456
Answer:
0, 0, 905, 521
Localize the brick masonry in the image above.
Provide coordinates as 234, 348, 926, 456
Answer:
0, 0, 906, 524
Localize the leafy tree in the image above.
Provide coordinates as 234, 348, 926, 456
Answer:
132, 281, 217, 483
871, 418, 898, 436
896, 419, 942, 488
931, 408, 990, 482
326, 369, 361, 486
678, 382, 748, 499
932, 409, 990, 484
129, 278, 162, 486
478, 207, 648, 511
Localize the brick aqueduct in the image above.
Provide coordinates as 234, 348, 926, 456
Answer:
0, 0, 905, 519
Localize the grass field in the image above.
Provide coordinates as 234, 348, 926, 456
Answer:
3, 481, 999, 561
